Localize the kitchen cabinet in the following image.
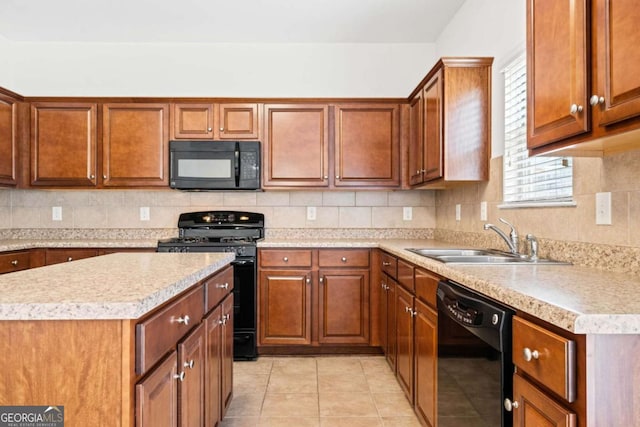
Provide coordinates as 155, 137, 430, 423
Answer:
30, 102, 98, 187
44, 248, 99, 265
378, 252, 398, 370
528, 0, 640, 156
177, 323, 206, 427
136, 351, 179, 427
262, 104, 330, 188
258, 248, 372, 349
413, 297, 437, 427
171, 103, 260, 140
407, 58, 492, 188
396, 284, 415, 402
512, 373, 576, 427
0, 89, 19, 186
333, 104, 400, 187
220, 294, 234, 415
102, 103, 169, 187
0, 250, 33, 275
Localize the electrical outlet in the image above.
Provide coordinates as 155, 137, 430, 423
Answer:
480, 201, 488, 221
455, 204, 461, 221
52, 206, 62, 221
307, 206, 316, 221
140, 207, 150, 221
595, 192, 611, 225
403, 207, 412, 221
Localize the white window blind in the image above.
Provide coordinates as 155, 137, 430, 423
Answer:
503, 54, 573, 205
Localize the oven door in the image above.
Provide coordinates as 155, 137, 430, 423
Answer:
232, 257, 257, 360
169, 140, 237, 190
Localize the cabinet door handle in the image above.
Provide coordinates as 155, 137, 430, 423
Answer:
220, 313, 230, 325
335, 175, 340, 179
283, 257, 288, 262
323, 175, 329, 179
67, 257, 73, 262
504, 398, 519, 411
306, 277, 311, 285
216, 282, 229, 289
175, 315, 190, 325
184, 359, 195, 369
320, 277, 324, 284
341, 257, 347, 263
570, 103, 583, 114
11, 260, 18, 266
590, 95, 605, 106
174, 371, 185, 382
523, 347, 540, 361
220, 127, 225, 132
90, 174, 95, 179
103, 175, 107, 179
207, 127, 213, 132
382, 262, 391, 266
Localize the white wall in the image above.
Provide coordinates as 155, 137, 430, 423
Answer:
5, 42, 437, 98
435, 0, 526, 157
0, 35, 13, 88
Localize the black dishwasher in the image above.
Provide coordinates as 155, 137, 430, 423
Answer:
436, 280, 515, 427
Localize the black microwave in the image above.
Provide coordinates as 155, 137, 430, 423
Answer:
169, 141, 260, 190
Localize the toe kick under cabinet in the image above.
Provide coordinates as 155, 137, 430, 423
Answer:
257, 248, 371, 351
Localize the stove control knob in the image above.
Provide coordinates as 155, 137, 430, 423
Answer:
236, 247, 245, 256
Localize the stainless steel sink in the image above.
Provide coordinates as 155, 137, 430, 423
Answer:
405, 248, 571, 265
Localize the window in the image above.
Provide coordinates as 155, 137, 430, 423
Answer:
502, 54, 573, 206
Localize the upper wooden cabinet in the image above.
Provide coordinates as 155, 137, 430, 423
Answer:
0, 90, 19, 186
263, 104, 330, 188
102, 103, 169, 187
528, 0, 640, 156
30, 102, 98, 187
171, 103, 260, 140
407, 58, 492, 188
334, 104, 400, 187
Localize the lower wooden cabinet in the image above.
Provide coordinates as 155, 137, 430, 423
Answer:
221, 295, 234, 416
44, 248, 99, 265
384, 276, 397, 370
136, 352, 179, 427
512, 373, 576, 427
0, 250, 33, 274
396, 284, 415, 401
414, 298, 438, 427
177, 323, 206, 427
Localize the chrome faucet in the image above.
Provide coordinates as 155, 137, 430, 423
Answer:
483, 218, 519, 254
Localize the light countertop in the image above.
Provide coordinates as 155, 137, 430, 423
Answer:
0, 238, 157, 251
0, 252, 234, 320
259, 238, 640, 335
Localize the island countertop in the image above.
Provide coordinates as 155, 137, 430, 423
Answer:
0, 252, 234, 320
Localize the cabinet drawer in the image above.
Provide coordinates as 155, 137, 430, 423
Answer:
381, 252, 397, 278
319, 249, 370, 268
415, 268, 439, 309
260, 249, 312, 268
512, 316, 576, 402
205, 265, 234, 312
136, 285, 205, 375
45, 248, 99, 265
397, 259, 414, 292
0, 251, 31, 274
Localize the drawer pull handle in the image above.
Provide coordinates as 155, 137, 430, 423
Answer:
184, 360, 195, 369
67, 257, 73, 262
405, 306, 411, 313
216, 282, 229, 289
504, 398, 519, 411
341, 257, 347, 262
523, 347, 540, 362
221, 314, 231, 325
11, 260, 19, 266
283, 257, 288, 262
174, 372, 185, 382
175, 315, 191, 325
382, 262, 391, 266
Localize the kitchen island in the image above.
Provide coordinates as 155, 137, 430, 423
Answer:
0, 252, 235, 427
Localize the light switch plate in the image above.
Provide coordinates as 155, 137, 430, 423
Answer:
403, 207, 412, 221
307, 206, 316, 221
52, 206, 62, 221
455, 204, 461, 221
140, 207, 150, 221
595, 192, 611, 225
480, 201, 488, 221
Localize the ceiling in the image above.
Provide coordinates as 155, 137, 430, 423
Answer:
0, 0, 466, 44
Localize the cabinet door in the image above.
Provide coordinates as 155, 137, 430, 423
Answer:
172, 103, 214, 139
386, 278, 397, 371
379, 275, 389, 357
513, 374, 576, 427
44, 248, 99, 265
423, 71, 443, 182
527, 0, 589, 148
217, 103, 259, 139
177, 323, 206, 427
136, 351, 178, 427
263, 104, 329, 187
221, 294, 234, 417
30, 102, 98, 187
259, 269, 312, 345
395, 284, 414, 402
205, 306, 222, 427
408, 92, 424, 186
102, 103, 169, 187
594, 0, 640, 127
414, 299, 437, 427
334, 104, 400, 187
0, 92, 17, 186
318, 269, 370, 345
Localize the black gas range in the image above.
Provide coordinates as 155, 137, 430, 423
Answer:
157, 211, 264, 360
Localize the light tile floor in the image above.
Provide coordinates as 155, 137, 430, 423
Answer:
220, 355, 424, 427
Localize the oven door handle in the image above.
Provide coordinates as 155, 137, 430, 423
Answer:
232, 259, 255, 266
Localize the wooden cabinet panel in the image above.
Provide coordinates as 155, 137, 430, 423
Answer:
318, 269, 370, 344
171, 103, 214, 140
177, 323, 206, 427
205, 265, 234, 312
0, 92, 18, 186
414, 298, 437, 427
218, 103, 259, 139
423, 70, 443, 182
379, 274, 389, 358
386, 277, 397, 370
31, 102, 98, 186
205, 306, 222, 427
259, 249, 312, 268
512, 316, 576, 402
263, 104, 329, 187
318, 248, 370, 268
44, 248, 99, 265
0, 250, 31, 274
136, 351, 179, 427
408, 92, 424, 186
102, 103, 169, 187
527, 0, 588, 148
381, 252, 397, 279
221, 294, 234, 416
415, 268, 439, 309
334, 104, 400, 187
396, 284, 414, 402
259, 269, 312, 345
513, 373, 576, 427
397, 259, 414, 293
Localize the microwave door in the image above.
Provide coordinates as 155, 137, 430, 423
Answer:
173, 151, 236, 189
